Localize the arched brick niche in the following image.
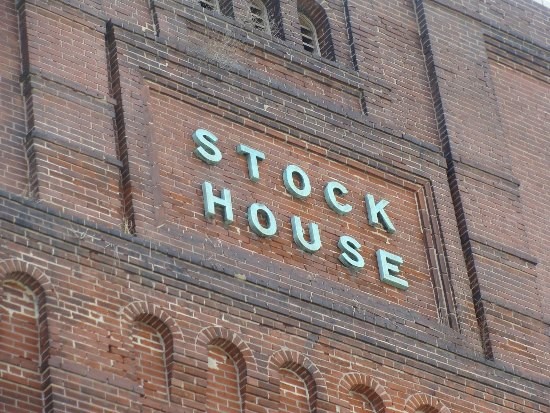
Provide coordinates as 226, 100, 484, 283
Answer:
268, 349, 329, 413
296, 0, 336, 61
206, 338, 246, 413
240, 0, 286, 39
195, 326, 261, 413
264, 0, 285, 39
121, 301, 184, 409
404, 393, 451, 413
0, 259, 57, 413
337, 373, 393, 413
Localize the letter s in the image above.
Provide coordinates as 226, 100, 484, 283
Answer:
338, 235, 365, 270
193, 129, 222, 165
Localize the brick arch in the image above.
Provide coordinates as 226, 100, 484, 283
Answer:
0, 258, 58, 364
0, 258, 58, 307
196, 325, 260, 412
120, 300, 184, 350
268, 348, 329, 409
120, 300, 185, 405
403, 393, 451, 413
0, 259, 57, 412
195, 325, 259, 377
296, 0, 336, 61
338, 373, 393, 413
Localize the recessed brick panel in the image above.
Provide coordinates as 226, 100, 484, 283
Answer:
486, 58, 550, 377
24, 4, 109, 96
148, 86, 439, 320
0, 0, 28, 194
348, 0, 440, 147
105, 0, 156, 33
31, 88, 117, 157
28, 140, 122, 227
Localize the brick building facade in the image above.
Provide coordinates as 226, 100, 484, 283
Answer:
0, 0, 549, 411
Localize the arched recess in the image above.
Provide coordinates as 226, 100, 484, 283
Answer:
0, 259, 58, 413
296, 0, 335, 61
121, 301, 184, 407
199, 0, 235, 18
338, 373, 393, 413
195, 326, 260, 413
268, 349, 328, 413
403, 393, 451, 413
245, 0, 285, 39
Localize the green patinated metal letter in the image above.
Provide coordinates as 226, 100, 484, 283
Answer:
193, 129, 222, 165
202, 181, 233, 224
248, 203, 277, 237
236, 144, 265, 182
376, 249, 407, 290
365, 194, 396, 234
324, 181, 352, 215
283, 165, 311, 199
338, 235, 364, 269
291, 216, 321, 253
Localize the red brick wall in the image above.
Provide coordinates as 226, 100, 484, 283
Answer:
0, 225, 548, 412
0, 0, 549, 412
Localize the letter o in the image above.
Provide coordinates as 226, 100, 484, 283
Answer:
282, 165, 311, 199
248, 203, 277, 237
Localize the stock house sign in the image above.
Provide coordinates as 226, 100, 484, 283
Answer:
192, 128, 409, 290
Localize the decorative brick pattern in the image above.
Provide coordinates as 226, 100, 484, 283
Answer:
338, 374, 390, 413
403, 393, 450, 413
